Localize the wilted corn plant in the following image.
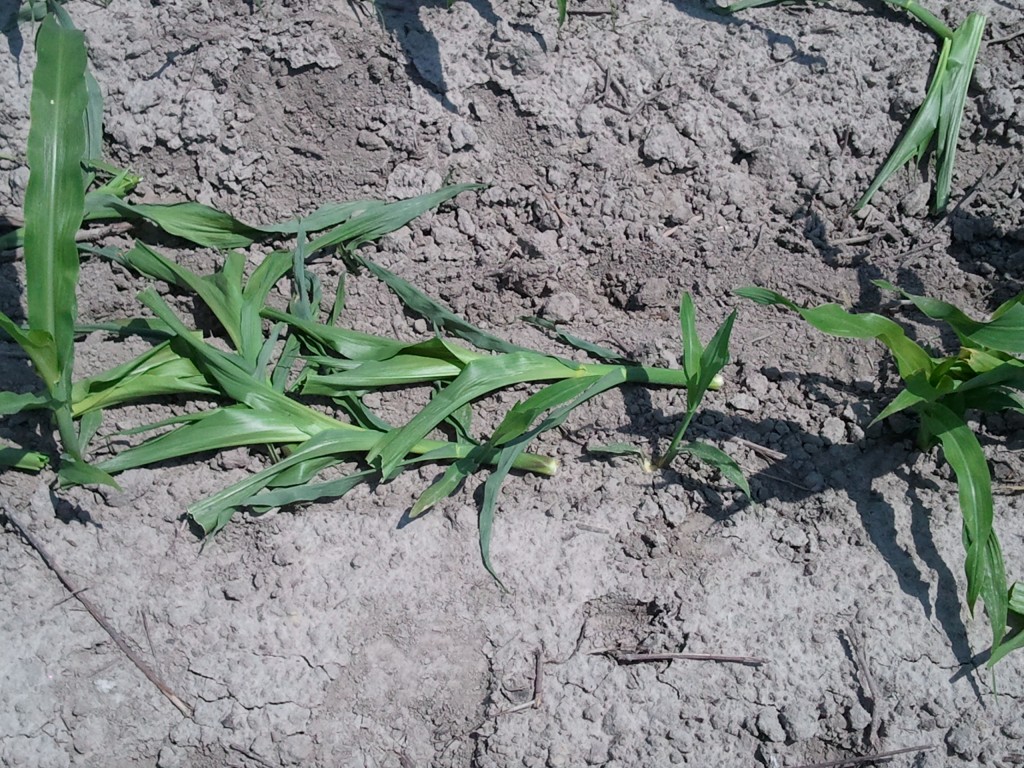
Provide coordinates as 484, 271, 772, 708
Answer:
722, 0, 985, 214
736, 283, 1024, 665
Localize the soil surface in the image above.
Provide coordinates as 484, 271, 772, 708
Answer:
2, 1, 1024, 766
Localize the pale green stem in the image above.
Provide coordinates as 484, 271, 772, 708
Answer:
884, 0, 954, 40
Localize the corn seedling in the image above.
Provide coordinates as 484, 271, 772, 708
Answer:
2, 5, 733, 581
590, 296, 750, 498
721, 0, 985, 214
736, 282, 1024, 664
0, 9, 115, 485
94, 225, 719, 577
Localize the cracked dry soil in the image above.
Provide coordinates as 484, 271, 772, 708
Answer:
1, 1, 1023, 766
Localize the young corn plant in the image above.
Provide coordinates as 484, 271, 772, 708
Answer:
0, 10, 115, 485
98, 229, 722, 578
721, 0, 985, 214
736, 281, 1024, 665
590, 296, 750, 498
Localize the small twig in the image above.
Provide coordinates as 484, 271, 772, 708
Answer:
843, 626, 881, 751
595, 648, 767, 666
1, 222, 135, 259
787, 744, 937, 768
5, 510, 194, 718
700, 425, 787, 462
989, 26, 1024, 45
469, 646, 546, 733
540, 192, 571, 229
532, 647, 544, 709
77, 222, 134, 243
728, 434, 787, 462
830, 233, 876, 247
227, 744, 278, 768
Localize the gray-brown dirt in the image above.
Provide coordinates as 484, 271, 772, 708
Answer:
1, 0, 1023, 766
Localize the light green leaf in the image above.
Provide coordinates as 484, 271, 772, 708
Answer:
875, 279, 1024, 354
0, 447, 48, 471
918, 402, 1006, 652
0, 390, 52, 415
24, 13, 87, 392
735, 287, 933, 378
678, 440, 751, 497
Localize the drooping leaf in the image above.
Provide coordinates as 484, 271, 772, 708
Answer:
875, 279, 1024, 355
735, 287, 934, 378
678, 440, 751, 498
917, 402, 1006, 654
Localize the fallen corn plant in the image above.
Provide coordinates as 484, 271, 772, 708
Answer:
736, 281, 1024, 665
96, 229, 731, 578
721, 0, 986, 214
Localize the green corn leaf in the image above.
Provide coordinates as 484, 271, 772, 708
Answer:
875, 280, 1024, 355
932, 13, 984, 213
872, 380, 934, 426
0, 390, 52, 415
0, 447, 49, 471
491, 375, 606, 447
346, 252, 524, 355
302, 354, 466, 391
82, 184, 482, 250
308, 184, 484, 253
58, 453, 118, 489
918, 402, 1006, 653
678, 440, 751, 497
990, 615, 1024, 666
477, 370, 625, 582
412, 375, 609, 518
23, 13, 87, 398
410, 446, 494, 518
959, 388, 1024, 415
588, 442, 652, 467
557, 0, 567, 24
263, 307, 414, 362
189, 429, 376, 534
719, 0, 787, 12
71, 339, 216, 416
693, 308, 736, 413
0, 312, 60, 392
96, 406, 328, 474
661, 295, 736, 468
248, 468, 378, 511
82, 194, 266, 248
735, 287, 934, 378
678, 294, 703, 384
107, 244, 254, 360
368, 352, 585, 479
522, 316, 633, 365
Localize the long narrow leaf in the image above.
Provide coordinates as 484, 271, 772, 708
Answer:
875, 279, 1024, 354
933, 13, 985, 212
347, 252, 524, 355
736, 287, 934, 378
918, 402, 1006, 652
24, 14, 87, 392
368, 352, 584, 479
